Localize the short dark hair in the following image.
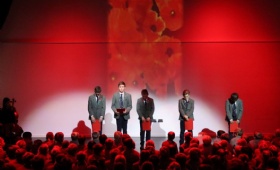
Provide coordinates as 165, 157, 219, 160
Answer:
141, 89, 148, 95
230, 93, 239, 101
118, 81, 126, 87
94, 86, 102, 93
182, 89, 190, 96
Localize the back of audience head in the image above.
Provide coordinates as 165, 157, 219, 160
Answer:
114, 154, 126, 165
275, 128, 280, 137
184, 131, 193, 141
54, 132, 64, 143
38, 143, 49, 155
16, 139, 26, 149
159, 146, 170, 158
167, 131, 175, 141
87, 140, 95, 150
123, 138, 135, 150
7, 145, 19, 159
53, 154, 72, 170
227, 157, 244, 170
217, 130, 226, 138
70, 131, 79, 141
109, 148, 121, 161
175, 153, 187, 167
202, 135, 212, 146
167, 161, 180, 170
254, 131, 263, 140
93, 143, 103, 155
236, 138, 247, 146
61, 140, 69, 149
22, 152, 34, 168
140, 161, 154, 170
67, 143, 78, 156
31, 155, 45, 170
105, 138, 114, 150
189, 147, 201, 161
220, 133, 230, 142
77, 134, 86, 145
114, 131, 122, 142
22, 131, 32, 139
15, 148, 26, 163
76, 151, 86, 163
145, 139, 155, 148
190, 138, 199, 146
99, 134, 108, 145
46, 132, 54, 141
235, 128, 243, 137
139, 149, 151, 164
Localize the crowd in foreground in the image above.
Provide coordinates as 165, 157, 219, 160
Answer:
0, 128, 279, 170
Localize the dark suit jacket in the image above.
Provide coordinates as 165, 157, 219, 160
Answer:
178, 98, 194, 120
111, 91, 132, 120
226, 99, 243, 121
88, 94, 106, 120
136, 97, 154, 120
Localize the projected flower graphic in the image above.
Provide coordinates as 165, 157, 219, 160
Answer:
107, 0, 183, 98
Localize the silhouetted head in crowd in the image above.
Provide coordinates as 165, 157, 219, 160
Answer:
168, 161, 181, 170
237, 138, 247, 146
234, 128, 243, 137
167, 131, 175, 141
159, 146, 170, 158
6, 145, 19, 159
62, 140, 69, 149
31, 155, 45, 170
227, 157, 244, 170
190, 138, 199, 145
76, 151, 86, 163
54, 132, 64, 144
15, 148, 26, 164
87, 140, 95, 151
220, 133, 230, 142
114, 131, 123, 145
274, 128, 280, 137
217, 130, 226, 138
93, 143, 103, 155
114, 154, 126, 165
71, 132, 79, 141
22, 152, 34, 168
22, 131, 32, 140
99, 134, 107, 145
78, 134, 86, 145
16, 139, 26, 149
105, 138, 114, 150
38, 143, 49, 156
140, 161, 154, 170
202, 135, 212, 146
175, 153, 187, 168
145, 140, 155, 148
184, 132, 193, 142
123, 138, 135, 150
139, 149, 150, 164
189, 148, 201, 161
254, 131, 263, 140
46, 132, 54, 141
67, 143, 78, 156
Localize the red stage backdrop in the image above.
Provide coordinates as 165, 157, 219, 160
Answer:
0, 0, 279, 137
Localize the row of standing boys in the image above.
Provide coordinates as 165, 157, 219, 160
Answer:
88, 81, 244, 150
